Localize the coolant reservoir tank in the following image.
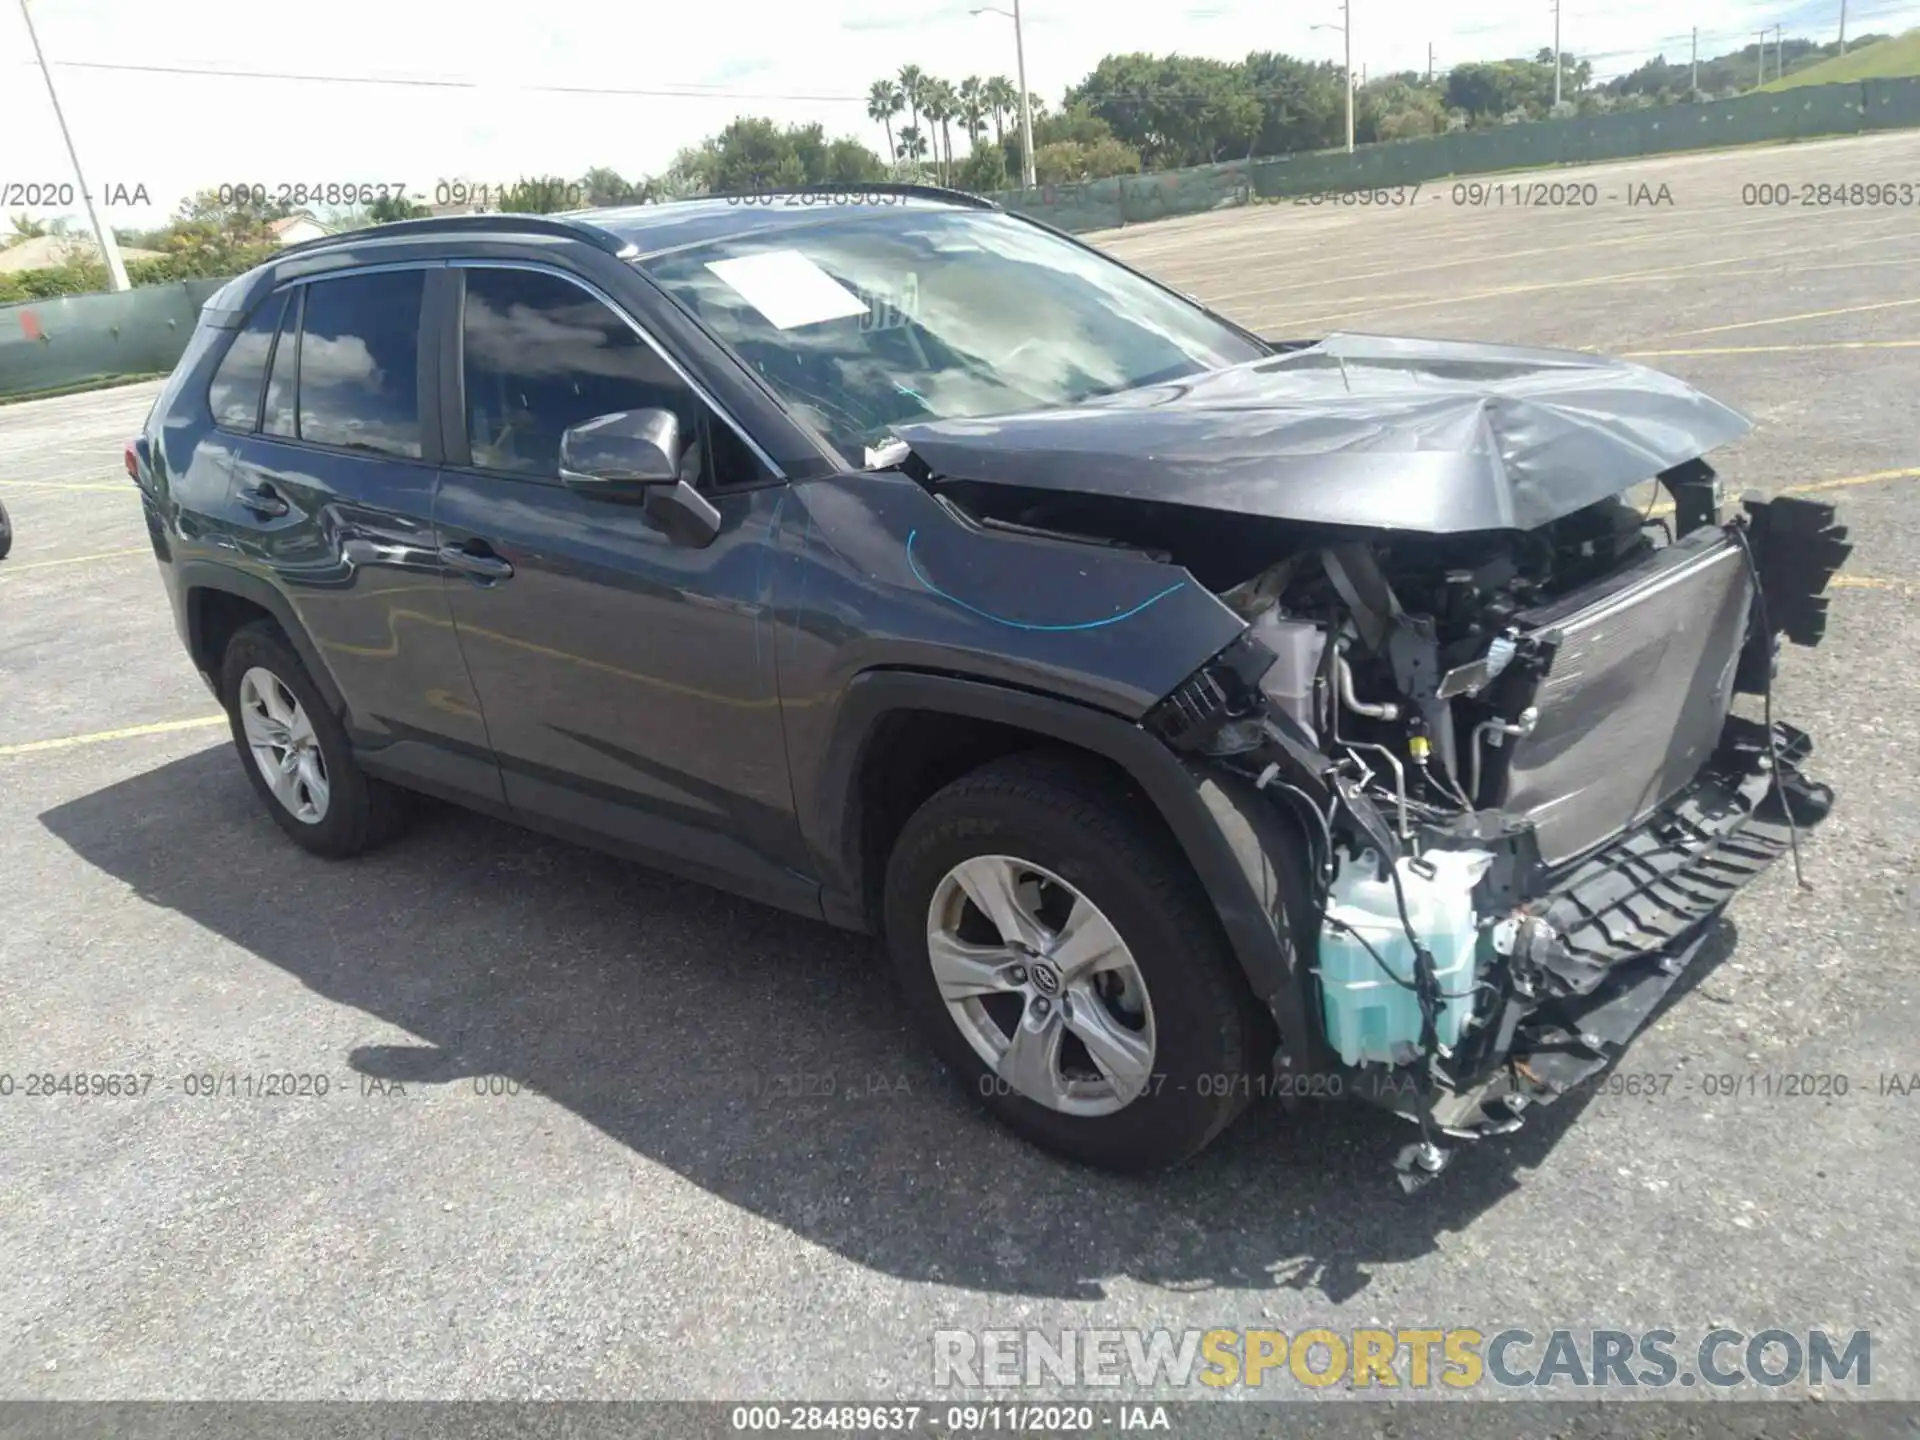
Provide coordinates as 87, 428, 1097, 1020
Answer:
1316, 847, 1494, 1067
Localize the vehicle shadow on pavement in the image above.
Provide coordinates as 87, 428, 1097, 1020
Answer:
42, 747, 1738, 1304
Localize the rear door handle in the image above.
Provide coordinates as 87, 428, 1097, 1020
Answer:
438, 541, 514, 581
237, 482, 289, 518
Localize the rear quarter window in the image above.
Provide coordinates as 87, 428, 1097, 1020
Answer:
206, 293, 288, 431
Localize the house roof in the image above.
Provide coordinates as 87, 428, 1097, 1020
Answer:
0, 234, 165, 272
267, 214, 330, 237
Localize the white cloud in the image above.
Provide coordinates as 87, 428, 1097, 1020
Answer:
3, 0, 1908, 232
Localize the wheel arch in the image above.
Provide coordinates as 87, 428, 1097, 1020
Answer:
178, 561, 347, 718
812, 670, 1318, 1070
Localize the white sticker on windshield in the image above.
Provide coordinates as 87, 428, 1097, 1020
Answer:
705, 249, 869, 330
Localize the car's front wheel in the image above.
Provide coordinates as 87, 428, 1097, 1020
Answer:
218, 620, 405, 857
884, 751, 1269, 1171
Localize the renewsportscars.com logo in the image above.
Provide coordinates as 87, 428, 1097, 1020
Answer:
932, 1327, 1872, 1391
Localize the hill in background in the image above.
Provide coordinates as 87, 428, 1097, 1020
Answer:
1762, 27, 1920, 89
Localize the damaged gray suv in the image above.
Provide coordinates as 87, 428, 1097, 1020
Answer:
132, 186, 1848, 1181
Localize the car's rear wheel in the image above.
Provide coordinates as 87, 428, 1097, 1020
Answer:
218, 620, 405, 857
883, 751, 1268, 1171
0, 497, 13, 561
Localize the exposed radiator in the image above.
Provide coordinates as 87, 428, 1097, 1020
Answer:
1494, 533, 1753, 867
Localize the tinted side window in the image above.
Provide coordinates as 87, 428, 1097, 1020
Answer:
460, 268, 696, 479
262, 288, 300, 438
295, 270, 424, 458
207, 294, 285, 431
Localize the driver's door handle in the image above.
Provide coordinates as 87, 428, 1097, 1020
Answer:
438, 542, 514, 581
237, 482, 289, 518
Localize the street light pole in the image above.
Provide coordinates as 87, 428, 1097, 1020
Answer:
1552, 0, 1562, 107
1344, 1, 1353, 153
18, 0, 128, 291
972, 2, 1037, 188
1013, 0, 1036, 189
1315, 7, 1352, 152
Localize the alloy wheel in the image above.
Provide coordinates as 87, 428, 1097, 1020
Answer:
237, 666, 330, 825
925, 854, 1157, 1117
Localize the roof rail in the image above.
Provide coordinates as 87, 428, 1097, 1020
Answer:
268, 212, 636, 263
698, 182, 1000, 211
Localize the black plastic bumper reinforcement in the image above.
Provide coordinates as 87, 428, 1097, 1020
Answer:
1350, 714, 1832, 1142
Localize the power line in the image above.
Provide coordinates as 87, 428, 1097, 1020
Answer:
36, 58, 874, 103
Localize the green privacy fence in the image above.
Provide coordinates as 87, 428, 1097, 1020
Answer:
991, 75, 1920, 230
3, 76, 1919, 401
0, 278, 226, 403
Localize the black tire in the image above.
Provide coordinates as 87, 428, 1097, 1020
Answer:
0, 497, 13, 561
883, 750, 1270, 1171
217, 619, 406, 858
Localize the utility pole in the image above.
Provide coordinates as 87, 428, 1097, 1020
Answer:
971, 1, 1037, 188
18, 0, 128, 292
1012, 0, 1036, 190
1774, 25, 1785, 81
1756, 29, 1768, 86
1551, 0, 1563, 107
1690, 27, 1698, 92
1427, 41, 1435, 84
1840, 0, 1848, 52
1346, 2, 1354, 152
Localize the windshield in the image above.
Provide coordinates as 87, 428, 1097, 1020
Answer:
636, 209, 1266, 464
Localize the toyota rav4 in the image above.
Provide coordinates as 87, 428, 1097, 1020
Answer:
129, 186, 1848, 1180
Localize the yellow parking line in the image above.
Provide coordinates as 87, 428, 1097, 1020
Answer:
1662, 296, 1920, 339
0, 481, 132, 493
0, 715, 226, 758
1789, 467, 1920, 495
1643, 466, 1920, 518
1830, 575, 1915, 596
1624, 340, 1920, 358
0, 546, 148, 575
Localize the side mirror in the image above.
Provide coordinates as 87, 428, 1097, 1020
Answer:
559, 408, 684, 491
557, 407, 721, 548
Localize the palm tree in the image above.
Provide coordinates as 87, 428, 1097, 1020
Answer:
897, 64, 926, 142
922, 78, 957, 183
984, 75, 1018, 146
958, 76, 986, 147
867, 78, 904, 162
896, 125, 929, 165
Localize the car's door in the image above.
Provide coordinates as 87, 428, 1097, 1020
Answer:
217, 265, 503, 806
430, 261, 810, 912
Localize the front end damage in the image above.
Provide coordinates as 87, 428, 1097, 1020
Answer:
893, 333, 1852, 1185
1139, 484, 1849, 1186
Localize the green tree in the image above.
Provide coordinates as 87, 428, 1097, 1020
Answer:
958, 76, 986, 148
369, 191, 431, 223
954, 143, 1009, 193
581, 167, 641, 206
1032, 136, 1142, 183
983, 75, 1018, 145
1066, 53, 1261, 168
922, 77, 958, 183
493, 175, 585, 213
897, 64, 926, 140
868, 78, 904, 162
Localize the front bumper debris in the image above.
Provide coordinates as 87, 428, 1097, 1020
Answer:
1336, 715, 1831, 1142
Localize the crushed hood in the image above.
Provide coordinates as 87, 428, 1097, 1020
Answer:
892, 332, 1752, 534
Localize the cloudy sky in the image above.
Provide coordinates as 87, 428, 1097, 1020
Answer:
4, 0, 1910, 231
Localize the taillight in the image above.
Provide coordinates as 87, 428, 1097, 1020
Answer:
124, 440, 140, 481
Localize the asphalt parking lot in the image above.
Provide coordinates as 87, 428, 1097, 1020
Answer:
2, 131, 1917, 1406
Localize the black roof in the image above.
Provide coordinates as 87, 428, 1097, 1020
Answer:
581, 185, 997, 259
